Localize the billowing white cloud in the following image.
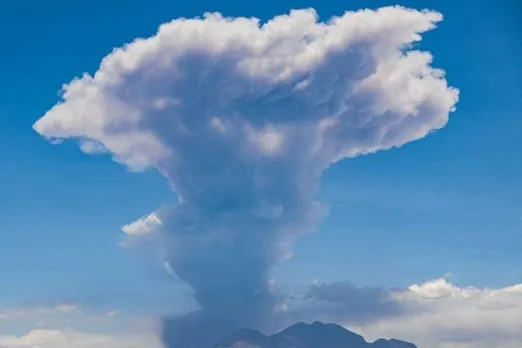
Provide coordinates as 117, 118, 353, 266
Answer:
34, 7, 458, 172
33, 6, 458, 348
334, 278, 522, 348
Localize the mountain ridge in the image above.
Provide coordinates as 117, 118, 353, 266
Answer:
211, 321, 417, 348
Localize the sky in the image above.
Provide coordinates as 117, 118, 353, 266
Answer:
0, 0, 521, 347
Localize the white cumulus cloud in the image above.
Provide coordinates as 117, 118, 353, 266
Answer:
344, 278, 522, 348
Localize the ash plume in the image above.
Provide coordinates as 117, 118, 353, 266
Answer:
34, 6, 458, 348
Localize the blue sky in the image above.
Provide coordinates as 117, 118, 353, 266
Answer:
0, 0, 521, 347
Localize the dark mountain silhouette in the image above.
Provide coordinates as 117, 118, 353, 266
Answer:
212, 321, 417, 348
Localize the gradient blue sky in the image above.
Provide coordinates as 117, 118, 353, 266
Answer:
0, 0, 521, 336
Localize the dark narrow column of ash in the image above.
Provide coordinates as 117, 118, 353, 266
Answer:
33, 6, 458, 348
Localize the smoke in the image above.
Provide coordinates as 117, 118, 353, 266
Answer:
298, 281, 404, 324
33, 6, 458, 348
